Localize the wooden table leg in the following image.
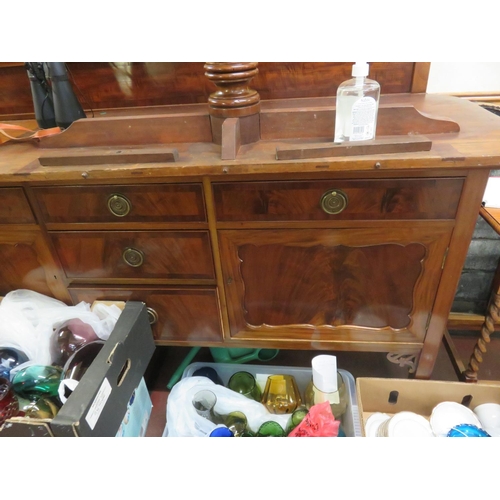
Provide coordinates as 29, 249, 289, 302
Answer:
464, 290, 500, 381
462, 205, 500, 381
442, 329, 468, 381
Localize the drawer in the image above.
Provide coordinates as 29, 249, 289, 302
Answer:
213, 178, 464, 221
50, 231, 215, 280
0, 187, 35, 224
32, 183, 206, 223
68, 286, 223, 343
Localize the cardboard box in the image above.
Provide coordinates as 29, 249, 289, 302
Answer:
0, 301, 155, 437
356, 377, 500, 436
115, 378, 152, 437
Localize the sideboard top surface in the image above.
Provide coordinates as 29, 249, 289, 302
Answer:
1, 93, 500, 184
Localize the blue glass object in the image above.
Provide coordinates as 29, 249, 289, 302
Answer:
209, 426, 234, 437
447, 424, 491, 437
0, 348, 29, 379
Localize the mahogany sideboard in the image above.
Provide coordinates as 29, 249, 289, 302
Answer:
1, 77, 500, 379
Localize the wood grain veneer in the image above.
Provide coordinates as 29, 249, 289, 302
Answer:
213, 178, 464, 222
0, 90, 498, 379
50, 231, 215, 280
32, 183, 206, 223
69, 286, 223, 343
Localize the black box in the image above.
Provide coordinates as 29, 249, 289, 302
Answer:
0, 301, 155, 437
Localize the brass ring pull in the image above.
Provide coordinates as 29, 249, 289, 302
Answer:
108, 194, 132, 217
147, 307, 158, 325
122, 247, 144, 267
320, 189, 348, 215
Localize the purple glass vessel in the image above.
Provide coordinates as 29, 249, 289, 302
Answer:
62, 341, 105, 382
52, 318, 100, 365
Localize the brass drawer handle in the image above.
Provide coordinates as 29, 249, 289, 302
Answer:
108, 194, 132, 217
122, 247, 144, 267
320, 189, 348, 215
147, 307, 159, 325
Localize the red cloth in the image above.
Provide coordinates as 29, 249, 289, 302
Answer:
288, 401, 340, 437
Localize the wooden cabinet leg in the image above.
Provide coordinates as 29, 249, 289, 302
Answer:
464, 291, 500, 381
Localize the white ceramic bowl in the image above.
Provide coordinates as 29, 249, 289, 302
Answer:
430, 401, 482, 437
380, 411, 434, 437
365, 412, 390, 437
473, 403, 500, 437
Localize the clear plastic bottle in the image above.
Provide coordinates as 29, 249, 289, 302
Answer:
334, 62, 380, 143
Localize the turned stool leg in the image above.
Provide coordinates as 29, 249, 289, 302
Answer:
464, 291, 500, 381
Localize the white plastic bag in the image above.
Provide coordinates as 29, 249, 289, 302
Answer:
0, 290, 122, 370
164, 376, 291, 437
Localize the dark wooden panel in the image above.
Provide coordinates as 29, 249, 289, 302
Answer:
0, 188, 35, 224
219, 225, 452, 342
275, 136, 433, 160
68, 286, 223, 343
50, 231, 215, 280
33, 184, 206, 223
255, 62, 415, 99
213, 178, 464, 222
0, 62, 418, 118
239, 242, 426, 329
260, 104, 460, 141
38, 146, 179, 166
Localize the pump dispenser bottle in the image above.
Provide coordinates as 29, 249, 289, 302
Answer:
334, 62, 380, 143
305, 354, 347, 420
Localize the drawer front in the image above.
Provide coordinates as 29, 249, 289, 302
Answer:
68, 287, 223, 343
33, 183, 206, 223
213, 178, 464, 221
50, 231, 215, 280
0, 188, 35, 224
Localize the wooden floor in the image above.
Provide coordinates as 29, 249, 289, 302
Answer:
142, 333, 500, 437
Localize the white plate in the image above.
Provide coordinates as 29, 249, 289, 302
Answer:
386, 411, 434, 437
365, 412, 390, 437
430, 402, 482, 437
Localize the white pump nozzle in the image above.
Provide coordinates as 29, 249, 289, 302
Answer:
352, 62, 369, 77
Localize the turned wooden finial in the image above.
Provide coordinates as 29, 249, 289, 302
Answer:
204, 63, 261, 151
204, 62, 260, 117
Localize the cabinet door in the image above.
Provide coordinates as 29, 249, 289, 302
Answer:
218, 224, 453, 350
0, 228, 68, 300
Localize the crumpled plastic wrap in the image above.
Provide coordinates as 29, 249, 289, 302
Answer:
288, 401, 341, 437
164, 376, 293, 437
0, 290, 122, 377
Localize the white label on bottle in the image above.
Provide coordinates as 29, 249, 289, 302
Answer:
351, 96, 376, 141
85, 377, 112, 430
312, 384, 340, 405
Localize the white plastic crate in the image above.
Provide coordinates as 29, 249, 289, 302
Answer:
179, 361, 362, 437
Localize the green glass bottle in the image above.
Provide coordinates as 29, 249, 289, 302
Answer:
285, 407, 309, 435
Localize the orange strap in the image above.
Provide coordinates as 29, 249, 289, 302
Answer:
0, 123, 62, 142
